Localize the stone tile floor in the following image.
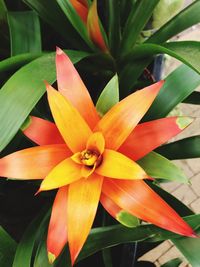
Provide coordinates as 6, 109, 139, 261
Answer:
139, 23, 200, 266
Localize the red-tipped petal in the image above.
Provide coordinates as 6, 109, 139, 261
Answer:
47, 186, 68, 263
96, 81, 164, 150
23, 116, 64, 145
102, 179, 195, 237
70, 0, 88, 23
119, 116, 193, 161
68, 173, 103, 265
56, 47, 99, 129
87, 0, 108, 52
0, 145, 69, 179
46, 83, 92, 152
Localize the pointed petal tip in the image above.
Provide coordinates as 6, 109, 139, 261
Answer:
34, 189, 41, 196
56, 46, 64, 56
190, 231, 199, 238
48, 252, 56, 264
176, 116, 194, 130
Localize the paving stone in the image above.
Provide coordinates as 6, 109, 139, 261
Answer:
138, 241, 172, 263
186, 159, 200, 176
190, 198, 200, 213
172, 184, 197, 205
190, 172, 200, 196
161, 182, 182, 193
157, 246, 187, 265
172, 160, 194, 178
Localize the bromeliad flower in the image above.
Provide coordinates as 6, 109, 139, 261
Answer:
70, 0, 108, 51
0, 48, 196, 265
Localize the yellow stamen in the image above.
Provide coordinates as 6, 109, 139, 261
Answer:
80, 150, 98, 166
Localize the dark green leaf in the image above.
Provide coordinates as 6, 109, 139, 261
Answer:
12, 208, 50, 267
156, 136, 200, 160
172, 236, 200, 267
160, 258, 182, 267
144, 64, 200, 120
148, 1, 200, 44
0, 227, 17, 267
106, 0, 120, 57
7, 11, 41, 56
23, 0, 88, 50
0, 50, 90, 152
77, 214, 200, 262
0, 53, 43, 72
0, 0, 7, 23
56, 0, 95, 50
183, 91, 200, 105
138, 151, 188, 183
96, 74, 119, 116
120, 0, 159, 53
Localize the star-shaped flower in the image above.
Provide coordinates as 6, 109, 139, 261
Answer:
0, 48, 195, 265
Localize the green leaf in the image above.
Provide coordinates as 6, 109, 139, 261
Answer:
0, 227, 17, 267
76, 214, 200, 263
13, 208, 50, 267
96, 74, 119, 116
120, 0, 159, 53
0, 53, 43, 72
23, 0, 88, 50
0, 50, 90, 152
156, 136, 200, 160
160, 258, 182, 267
106, 0, 120, 57
172, 236, 200, 267
137, 151, 188, 183
7, 11, 41, 56
0, 0, 7, 23
144, 64, 200, 120
152, 0, 184, 29
116, 210, 140, 228
148, 1, 200, 43
182, 91, 200, 105
56, 0, 95, 50
33, 240, 53, 267
122, 42, 200, 76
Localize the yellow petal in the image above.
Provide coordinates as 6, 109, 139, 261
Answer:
67, 173, 103, 265
95, 149, 147, 180
46, 83, 92, 153
39, 158, 82, 191
86, 131, 105, 154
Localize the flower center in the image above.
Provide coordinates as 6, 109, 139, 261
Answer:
80, 150, 99, 166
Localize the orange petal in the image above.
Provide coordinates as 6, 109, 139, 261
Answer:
47, 186, 68, 263
56, 48, 99, 128
23, 116, 64, 145
87, 0, 108, 52
39, 157, 82, 191
95, 81, 164, 150
95, 149, 147, 180
46, 83, 92, 152
0, 145, 69, 179
100, 193, 121, 219
119, 117, 193, 161
102, 179, 195, 237
70, 0, 88, 23
86, 131, 105, 154
68, 173, 103, 265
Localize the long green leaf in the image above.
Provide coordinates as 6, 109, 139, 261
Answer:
23, 0, 88, 50
138, 151, 188, 183
0, 50, 90, 152
144, 64, 200, 120
96, 74, 119, 116
156, 136, 200, 160
148, 1, 200, 43
0, 53, 43, 72
7, 11, 41, 56
182, 91, 200, 105
12, 208, 50, 267
120, 0, 159, 53
56, 0, 95, 50
0, 0, 7, 23
0, 227, 17, 267
76, 214, 200, 263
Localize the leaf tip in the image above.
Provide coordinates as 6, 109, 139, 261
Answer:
48, 251, 56, 264
56, 46, 64, 56
176, 116, 194, 130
